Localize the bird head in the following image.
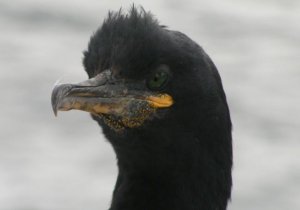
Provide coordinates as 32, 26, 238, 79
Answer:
51, 7, 228, 135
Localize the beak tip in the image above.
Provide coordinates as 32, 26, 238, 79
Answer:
51, 84, 65, 117
51, 100, 58, 117
53, 108, 58, 117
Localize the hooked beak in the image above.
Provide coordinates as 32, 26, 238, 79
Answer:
51, 70, 174, 123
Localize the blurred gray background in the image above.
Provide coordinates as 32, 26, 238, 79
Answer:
0, 0, 299, 209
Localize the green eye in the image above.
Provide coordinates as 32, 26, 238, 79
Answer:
147, 65, 170, 91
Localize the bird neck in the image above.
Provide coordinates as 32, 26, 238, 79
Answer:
108, 126, 232, 210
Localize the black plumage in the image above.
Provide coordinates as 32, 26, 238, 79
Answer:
52, 6, 232, 210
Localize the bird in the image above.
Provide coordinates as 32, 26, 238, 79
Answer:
51, 6, 232, 210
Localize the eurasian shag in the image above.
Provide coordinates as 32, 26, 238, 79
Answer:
51, 6, 232, 210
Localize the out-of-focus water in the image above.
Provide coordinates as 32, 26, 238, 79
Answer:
0, 0, 299, 209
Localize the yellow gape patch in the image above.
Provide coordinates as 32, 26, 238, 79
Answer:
146, 94, 174, 108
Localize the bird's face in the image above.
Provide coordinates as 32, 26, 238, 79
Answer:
51, 63, 175, 131
51, 9, 209, 133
